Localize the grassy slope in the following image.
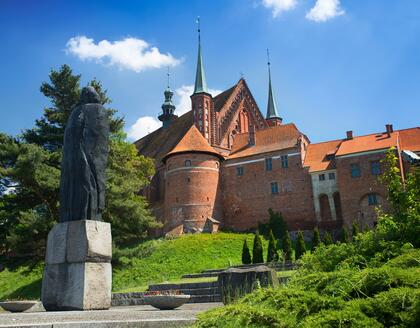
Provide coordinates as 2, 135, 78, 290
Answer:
0, 232, 265, 300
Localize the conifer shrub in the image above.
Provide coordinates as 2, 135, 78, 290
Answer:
268, 208, 287, 241
312, 227, 321, 251
352, 222, 360, 239
241, 239, 252, 264
282, 230, 293, 261
323, 231, 333, 245
295, 231, 306, 260
341, 226, 349, 243
252, 233, 264, 264
266, 230, 279, 263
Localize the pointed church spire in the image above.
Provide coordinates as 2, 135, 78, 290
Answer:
266, 49, 281, 121
193, 17, 209, 94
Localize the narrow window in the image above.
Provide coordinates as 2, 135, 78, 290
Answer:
184, 160, 191, 167
237, 166, 244, 176
368, 193, 378, 205
281, 155, 288, 168
351, 163, 361, 178
265, 158, 273, 171
371, 161, 381, 175
328, 172, 335, 180
319, 174, 325, 181
271, 182, 279, 194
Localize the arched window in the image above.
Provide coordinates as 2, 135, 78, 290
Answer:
184, 160, 191, 167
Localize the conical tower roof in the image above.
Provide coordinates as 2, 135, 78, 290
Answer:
163, 125, 222, 161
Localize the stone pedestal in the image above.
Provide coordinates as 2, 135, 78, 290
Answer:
41, 220, 112, 311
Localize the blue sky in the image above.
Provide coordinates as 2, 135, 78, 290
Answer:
0, 0, 419, 143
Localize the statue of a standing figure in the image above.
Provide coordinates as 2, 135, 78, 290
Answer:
42, 86, 112, 311
59, 86, 109, 222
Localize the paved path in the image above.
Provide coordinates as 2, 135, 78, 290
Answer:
0, 303, 222, 327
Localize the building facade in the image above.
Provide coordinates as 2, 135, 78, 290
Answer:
135, 34, 420, 237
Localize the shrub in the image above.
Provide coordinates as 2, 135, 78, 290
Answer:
312, 227, 321, 251
252, 233, 264, 264
352, 222, 360, 239
241, 239, 252, 264
295, 231, 306, 260
341, 226, 349, 243
266, 230, 279, 263
324, 232, 333, 245
282, 230, 292, 261
268, 208, 287, 241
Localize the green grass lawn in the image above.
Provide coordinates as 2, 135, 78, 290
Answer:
0, 232, 268, 300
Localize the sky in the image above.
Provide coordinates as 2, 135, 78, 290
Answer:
0, 0, 419, 143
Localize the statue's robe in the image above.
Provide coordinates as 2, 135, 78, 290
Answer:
59, 102, 109, 222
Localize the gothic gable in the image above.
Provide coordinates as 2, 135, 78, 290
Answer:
213, 79, 267, 149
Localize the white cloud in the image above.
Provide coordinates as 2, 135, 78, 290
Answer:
127, 116, 161, 141
127, 85, 222, 141
306, 0, 344, 22
261, 0, 297, 17
66, 36, 181, 72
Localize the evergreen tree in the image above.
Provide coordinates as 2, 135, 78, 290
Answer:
352, 222, 360, 239
0, 65, 159, 255
266, 230, 279, 262
282, 230, 293, 261
241, 239, 252, 264
295, 231, 306, 260
312, 227, 321, 251
323, 231, 333, 245
252, 233, 264, 264
341, 226, 350, 243
268, 208, 287, 241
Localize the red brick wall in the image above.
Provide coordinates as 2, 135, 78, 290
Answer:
164, 153, 221, 232
221, 148, 316, 231
335, 151, 390, 230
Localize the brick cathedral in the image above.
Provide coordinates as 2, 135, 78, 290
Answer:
135, 30, 420, 237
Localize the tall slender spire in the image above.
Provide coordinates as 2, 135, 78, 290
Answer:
193, 17, 208, 94
266, 49, 280, 120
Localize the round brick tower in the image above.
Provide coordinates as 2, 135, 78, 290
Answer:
162, 126, 223, 234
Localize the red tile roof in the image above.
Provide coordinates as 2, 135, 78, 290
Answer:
335, 132, 398, 156
398, 127, 420, 151
163, 125, 222, 161
304, 139, 342, 173
228, 124, 302, 159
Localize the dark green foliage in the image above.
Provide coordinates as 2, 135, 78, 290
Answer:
295, 231, 306, 260
266, 230, 279, 263
341, 226, 349, 243
312, 227, 321, 251
241, 239, 252, 264
323, 232, 333, 245
282, 230, 292, 261
268, 208, 287, 241
352, 222, 360, 239
252, 233, 264, 264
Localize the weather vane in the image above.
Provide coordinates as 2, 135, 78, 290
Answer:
196, 16, 201, 42
266, 48, 271, 67
167, 66, 170, 88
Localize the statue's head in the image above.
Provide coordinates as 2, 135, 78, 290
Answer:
80, 86, 101, 105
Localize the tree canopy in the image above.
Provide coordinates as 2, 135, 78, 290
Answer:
0, 65, 159, 256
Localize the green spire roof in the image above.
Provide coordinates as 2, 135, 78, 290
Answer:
266, 50, 280, 119
193, 18, 208, 94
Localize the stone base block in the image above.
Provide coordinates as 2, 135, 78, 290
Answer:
42, 220, 112, 311
42, 262, 111, 311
